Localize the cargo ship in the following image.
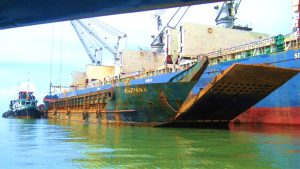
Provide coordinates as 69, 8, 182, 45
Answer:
2, 91, 42, 118
197, 33, 300, 125
43, 53, 299, 127
44, 0, 300, 126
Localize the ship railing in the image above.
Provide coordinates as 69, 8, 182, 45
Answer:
199, 36, 275, 59
284, 32, 300, 50
105, 61, 197, 84
196, 33, 300, 63
69, 60, 200, 91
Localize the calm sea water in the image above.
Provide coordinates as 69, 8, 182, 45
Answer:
0, 118, 300, 169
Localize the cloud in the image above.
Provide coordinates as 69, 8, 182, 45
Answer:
0, 86, 18, 100
0, 82, 36, 99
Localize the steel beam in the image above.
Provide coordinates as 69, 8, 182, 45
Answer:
0, 0, 224, 30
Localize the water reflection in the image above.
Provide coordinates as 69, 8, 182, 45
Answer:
49, 120, 300, 169
230, 124, 300, 169
1, 118, 300, 169
0, 118, 83, 169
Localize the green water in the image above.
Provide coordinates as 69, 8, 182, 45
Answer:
0, 118, 300, 169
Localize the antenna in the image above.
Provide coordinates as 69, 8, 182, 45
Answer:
17, 82, 20, 99
27, 72, 30, 92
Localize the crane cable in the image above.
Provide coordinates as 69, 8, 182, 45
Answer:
80, 23, 103, 63
59, 23, 63, 92
49, 24, 55, 94
88, 19, 119, 48
89, 18, 125, 38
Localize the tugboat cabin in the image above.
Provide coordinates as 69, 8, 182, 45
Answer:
18, 91, 37, 107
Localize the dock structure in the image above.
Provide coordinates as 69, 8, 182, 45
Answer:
0, 0, 226, 30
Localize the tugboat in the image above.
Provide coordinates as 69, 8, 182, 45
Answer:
2, 91, 42, 118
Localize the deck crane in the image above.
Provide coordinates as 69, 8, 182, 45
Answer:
151, 6, 190, 52
70, 18, 127, 67
71, 20, 102, 65
214, 0, 241, 28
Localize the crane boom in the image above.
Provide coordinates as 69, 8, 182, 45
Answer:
71, 20, 102, 65
76, 20, 117, 56
71, 18, 126, 68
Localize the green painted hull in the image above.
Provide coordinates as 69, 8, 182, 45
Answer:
47, 82, 197, 125
46, 59, 209, 126
106, 82, 197, 123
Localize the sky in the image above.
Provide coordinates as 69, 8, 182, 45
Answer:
0, 0, 293, 112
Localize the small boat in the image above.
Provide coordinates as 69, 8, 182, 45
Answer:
2, 91, 42, 118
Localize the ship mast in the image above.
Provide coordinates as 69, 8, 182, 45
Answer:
27, 72, 30, 92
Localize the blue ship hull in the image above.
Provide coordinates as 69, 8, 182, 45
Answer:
196, 49, 300, 124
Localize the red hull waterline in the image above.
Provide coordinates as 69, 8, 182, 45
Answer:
232, 107, 300, 125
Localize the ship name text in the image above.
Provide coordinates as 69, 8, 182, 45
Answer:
294, 52, 300, 59
124, 87, 148, 94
